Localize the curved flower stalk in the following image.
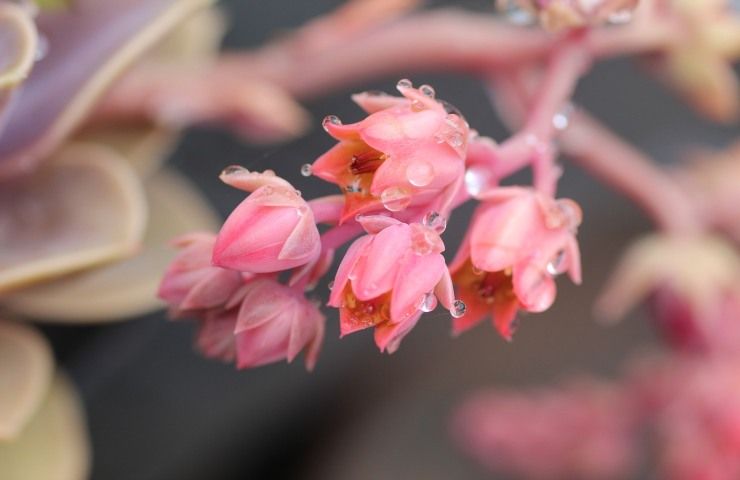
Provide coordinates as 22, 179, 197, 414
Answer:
0, 2, 38, 127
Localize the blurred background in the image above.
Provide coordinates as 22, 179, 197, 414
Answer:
40, 1, 739, 479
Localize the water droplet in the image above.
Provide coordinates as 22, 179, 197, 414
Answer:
221, 165, 247, 176
422, 211, 447, 233
406, 161, 434, 187
345, 180, 362, 193
380, 186, 411, 212
608, 9, 633, 25
555, 199, 582, 231
35, 35, 48, 62
322, 115, 342, 132
440, 100, 462, 117
397, 78, 413, 90
552, 103, 574, 131
448, 134, 463, 148
546, 250, 566, 276
450, 299, 467, 318
419, 292, 437, 313
328, 281, 335, 290
464, 166, 493, 196
300, 164, 313, 177
502, 0, 536, 25
419, 84, 436, 98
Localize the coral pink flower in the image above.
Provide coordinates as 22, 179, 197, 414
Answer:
311, 80, 468, 222
453, 379, 639, 480
451, 187, 581, 339
212, 167, 321, 273
197, 278, 325, 370
328, 214, 455, 353
158, 232, 244, 316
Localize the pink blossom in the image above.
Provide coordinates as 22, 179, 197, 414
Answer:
451, 187, 582, 339
157, 232, 244, 316
197, 277, 325, 370
596, 234, 740, 353
328, 215, 454, 353
628, 355, 740, 480
212, 167, 321, 273
453, 379, 639, 480
311, 81, 468, 222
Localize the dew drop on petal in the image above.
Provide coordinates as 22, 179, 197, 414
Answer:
35, 34, 49, 62
552, 103, 574, 131
419, 84, 436, 98
450, 299, 467, 318
422, 211, 447, 234
380, 186, 412, 212
328, 281, 335, 290
406, 161, 434, 187
419, 292, 437, 312
464, 166, 492, 196
397, 78, 413, 90
546, 250, 566, 276
221, 165, 247, 176
300, 164, 313, 177
502, 0, 536, 25
322, 115, 342, 132
608, 9, 633, 25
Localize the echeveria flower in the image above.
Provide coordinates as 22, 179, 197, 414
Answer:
329, 215, 454, 353
311, 80, 468, 221
212, 168, 321, 274
451, 187, 581, 339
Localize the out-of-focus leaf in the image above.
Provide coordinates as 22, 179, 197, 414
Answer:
35, 0, 71, 11
0, 2, 37, 90
75, 125, 177, 178
0, 0, 212, 179
0, 320, 53, 440
0, 373, 91, 480
3, 168, 220, 323
0, 143, 147, 293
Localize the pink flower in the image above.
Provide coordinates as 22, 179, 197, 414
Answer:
311, 80, 468, 222
596, 235, 740, 353
158, 232, 244, 316
453, 379, 639, 480
328, 214, 454, 353
197, 277, 325, 370
212, 167, 321, 273
451, 187, 582, 339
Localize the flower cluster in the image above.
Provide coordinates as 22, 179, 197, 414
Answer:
158, 80, 583, 368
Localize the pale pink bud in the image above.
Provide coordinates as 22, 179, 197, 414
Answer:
213, 168, 321, 273
158, 232, 243, 316
328, 215, 452, 353
312, 81, 468, 221
451, 187, 581, 339
231, 278, 325, 370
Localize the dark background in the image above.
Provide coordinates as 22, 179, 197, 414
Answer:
45, 1, 739, 479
